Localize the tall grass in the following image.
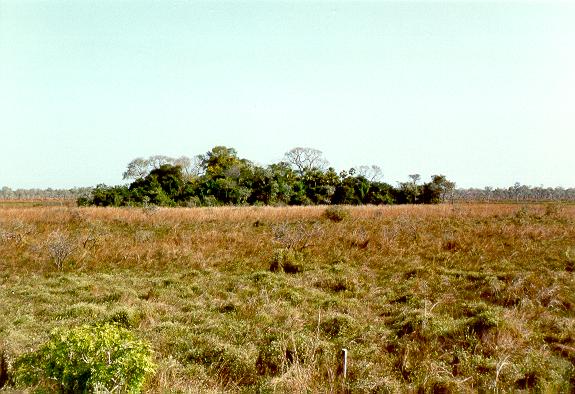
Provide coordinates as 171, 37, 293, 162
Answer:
1, 203, 574, 391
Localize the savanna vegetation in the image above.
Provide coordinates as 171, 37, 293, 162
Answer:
77, 146, 456, 208
3, 147, 573, 204
1, 202, 575, 392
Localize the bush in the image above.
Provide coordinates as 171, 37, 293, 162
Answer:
463, 302, 500, 334
324, 206, 350, 222
183, 335, 257, 386
320, 313, 358, 339
76, 196, 91, 207
45, 230, 76, 270
270, 249, 305, 274
256, 333, 314, 376
13, 323, 156, 393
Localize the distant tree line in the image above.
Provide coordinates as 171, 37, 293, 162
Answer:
452, 183, 575, 202
4, 148, 571, 205
77, 146, 455, 207
0, 186, 92, 200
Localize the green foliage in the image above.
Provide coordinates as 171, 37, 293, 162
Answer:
181, 334, 258, 386
420, 175, 455, 204
462, 302, 500, 334
256, 333, 314, 376
13, 323, 156, 393
270, 248, 305, 274
129, 164, 185, 206
89, 184, 131, 207
199, 146, 242, 178
320, 313, 358, 339
81, 146, 455, 207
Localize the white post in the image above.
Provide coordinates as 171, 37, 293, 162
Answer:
341, 348, 348, 379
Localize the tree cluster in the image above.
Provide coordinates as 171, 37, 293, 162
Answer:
78, 146, 455, 207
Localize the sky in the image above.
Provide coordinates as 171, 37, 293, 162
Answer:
1, 0, 574, 189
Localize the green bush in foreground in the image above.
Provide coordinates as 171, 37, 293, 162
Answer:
13, 323, 156, 393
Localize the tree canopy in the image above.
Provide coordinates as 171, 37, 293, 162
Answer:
78, 146, 456, 207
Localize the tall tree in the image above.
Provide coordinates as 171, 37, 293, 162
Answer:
200, 146, 241, 178
122, 158, 151, 180
284, 147, 328, 174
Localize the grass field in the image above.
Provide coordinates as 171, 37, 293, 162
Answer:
1, 203, 575, 392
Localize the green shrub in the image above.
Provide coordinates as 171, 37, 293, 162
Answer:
183, 196, 201, 207
256, 333, 314, 376
324, 206, 350, 222
13, 323, 156, 393
202, 195, 221, 207
270, 248, 305, 274
320, 313, 358, 339
315, 274, 357, 293
76, 196, 91, 207
183, 335, 257, 386
462, 302, 500, 334
104, 308, 144, 329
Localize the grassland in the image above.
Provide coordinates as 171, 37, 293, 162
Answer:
1, 203, 574, 392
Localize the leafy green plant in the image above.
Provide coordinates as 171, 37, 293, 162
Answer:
13, 323, 156, 393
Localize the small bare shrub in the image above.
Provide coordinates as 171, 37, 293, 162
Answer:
142, 204, 161, 216
349, 227, 370, 249
81, 222, 107, 249
0, 228, 19, 244
0, 220, 35, 244
272, 222, 324, 251
45, 230, 76, 270
135, 230, 155, 243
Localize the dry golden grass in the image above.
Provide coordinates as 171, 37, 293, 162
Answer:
1, 202, 575, 392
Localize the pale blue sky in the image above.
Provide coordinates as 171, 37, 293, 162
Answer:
1, 0, 574, 189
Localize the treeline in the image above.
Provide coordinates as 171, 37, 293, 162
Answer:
3, 149, 573, 205
453, 184, 575, 202
0, 186, 92, 200
78, 146, 455, 207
